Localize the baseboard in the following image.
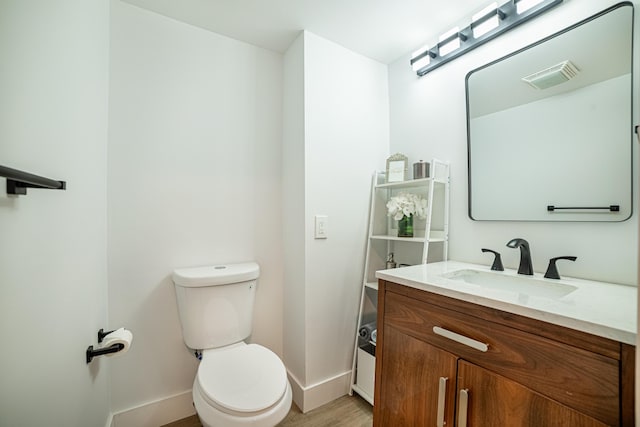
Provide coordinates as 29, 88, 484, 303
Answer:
111, 390, 196, 427
286, 370, 351, 413
287, 370, 305, 411
111, 371, 349, 424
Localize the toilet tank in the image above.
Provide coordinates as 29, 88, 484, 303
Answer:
172, 262, 259, 350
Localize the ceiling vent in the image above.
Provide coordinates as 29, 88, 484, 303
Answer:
521, 60, 579, 90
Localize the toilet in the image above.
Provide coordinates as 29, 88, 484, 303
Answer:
172, 262, 292, 427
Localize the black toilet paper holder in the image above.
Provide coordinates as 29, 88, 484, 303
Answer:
86, 343, 124, 363
98, 328, 115, 343
86, 328, 124, 363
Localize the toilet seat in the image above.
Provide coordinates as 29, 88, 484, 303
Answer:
196, 343, 287, 413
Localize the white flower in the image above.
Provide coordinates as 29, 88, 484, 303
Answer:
386, 192, 427, 220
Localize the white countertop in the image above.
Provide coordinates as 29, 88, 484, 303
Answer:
376, 260, 637, 345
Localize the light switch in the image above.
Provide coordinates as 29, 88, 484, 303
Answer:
315, 215, 328, 239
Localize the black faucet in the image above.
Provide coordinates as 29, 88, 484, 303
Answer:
481, 248, 504, 271
544, 256, 577, 279
506, 238, 533, 275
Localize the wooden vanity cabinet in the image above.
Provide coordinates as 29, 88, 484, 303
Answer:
376, 328, 457, 425
373, 280, 636, 427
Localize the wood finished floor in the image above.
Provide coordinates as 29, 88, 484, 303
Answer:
161, 394, 372, 427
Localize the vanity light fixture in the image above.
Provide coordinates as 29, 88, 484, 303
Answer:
410, 0, 563, 77
472, 2, 502, 38
438, 27, 465, 56
516, 0, 546, 14
411, 44, 435, 71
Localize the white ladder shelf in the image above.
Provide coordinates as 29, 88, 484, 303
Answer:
349, 159, 450, 404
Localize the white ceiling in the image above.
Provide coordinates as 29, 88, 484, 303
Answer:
121, 0, 493, 64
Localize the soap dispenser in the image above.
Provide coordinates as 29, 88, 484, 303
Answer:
386, 253, 397, 269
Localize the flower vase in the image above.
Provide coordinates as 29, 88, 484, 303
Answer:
397, 215, 413, 237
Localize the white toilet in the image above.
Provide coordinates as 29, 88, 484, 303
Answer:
172, 262, 292, 427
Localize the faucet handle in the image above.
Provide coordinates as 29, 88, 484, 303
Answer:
481, 248, 504, 271
544, 256, 577, 280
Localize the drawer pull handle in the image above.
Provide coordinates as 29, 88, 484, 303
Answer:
457, 389, 469, 427
436, 377, 447, 427
433, 326, 489, 352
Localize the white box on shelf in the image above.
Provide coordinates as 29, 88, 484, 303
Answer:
356, 344, 376, 400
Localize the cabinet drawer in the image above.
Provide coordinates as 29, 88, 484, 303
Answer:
384, 290, 620, 426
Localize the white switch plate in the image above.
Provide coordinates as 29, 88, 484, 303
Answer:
315, 215, 328, 239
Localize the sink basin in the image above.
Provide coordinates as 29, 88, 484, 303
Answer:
441, 269, 577, 299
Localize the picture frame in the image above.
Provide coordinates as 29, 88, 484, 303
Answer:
386, 153, 408, 182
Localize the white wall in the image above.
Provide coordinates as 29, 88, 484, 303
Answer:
389, 0, 638, 285
303, 31, 389, 384
282, 33, 308, 391
108, 0, 283, 419
283, 31, 389, 411
0, 1, 111, 426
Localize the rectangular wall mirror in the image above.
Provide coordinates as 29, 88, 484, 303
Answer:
466, 2, 633, 222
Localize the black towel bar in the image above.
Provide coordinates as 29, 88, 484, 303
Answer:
547, 205, 620, 212
0, 164, 66, 195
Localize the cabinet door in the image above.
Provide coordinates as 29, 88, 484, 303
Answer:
376, 326, 457, 427
456, 360, 609, 427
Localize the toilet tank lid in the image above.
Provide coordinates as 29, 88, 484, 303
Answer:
172, 262, 259, 287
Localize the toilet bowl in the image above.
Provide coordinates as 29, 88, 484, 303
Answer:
193, 343, 292, 427
172, 262, 292, 427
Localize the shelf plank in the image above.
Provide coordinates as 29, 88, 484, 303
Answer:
370, 235, 426, 243
375, 177, 447, 189
370, 230, 447, 243
365, 281, 379, 291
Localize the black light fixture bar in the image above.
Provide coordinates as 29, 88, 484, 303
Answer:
412, 0, 563, 77
0, 164, 66, 195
